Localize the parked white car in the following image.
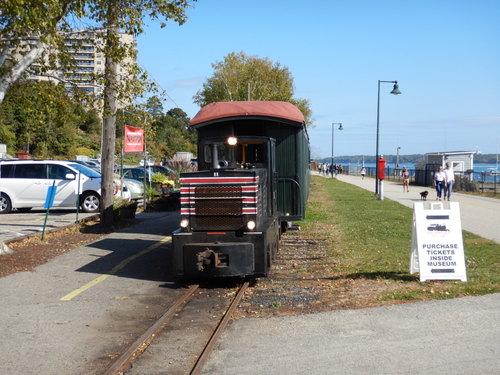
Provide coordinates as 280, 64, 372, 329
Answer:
0, 160, 130, 214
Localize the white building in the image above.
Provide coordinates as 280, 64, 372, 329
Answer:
425, 151, 478, 173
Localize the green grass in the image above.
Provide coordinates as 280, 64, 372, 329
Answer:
302, 176, 500, 301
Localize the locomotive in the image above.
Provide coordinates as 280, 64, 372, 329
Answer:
171, 101, 310, 278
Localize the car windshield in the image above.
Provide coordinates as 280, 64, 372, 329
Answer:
69, 163, 101, 178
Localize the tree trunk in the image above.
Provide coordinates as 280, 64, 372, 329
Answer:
100, 0, 120, 228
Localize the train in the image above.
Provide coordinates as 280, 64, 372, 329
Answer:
171, 101, 310, 278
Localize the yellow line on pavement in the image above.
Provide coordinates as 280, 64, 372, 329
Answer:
60, 236, 172, 301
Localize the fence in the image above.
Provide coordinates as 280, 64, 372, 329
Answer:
341, 164, 499, 195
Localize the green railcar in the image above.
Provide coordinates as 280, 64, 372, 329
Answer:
172, 101, 310, 278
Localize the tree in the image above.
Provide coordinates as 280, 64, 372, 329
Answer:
194, 51, 313, 124
0, 0, 85, 104
145, 95, 164, 119
150, 107, 196, 158
87, 0, 197, 227
0, 1, 194, 104
1, 0, 197, 227
0, 80, 87, 157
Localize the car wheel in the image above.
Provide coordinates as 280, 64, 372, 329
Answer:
0, 193, 12, 214
80, 192, 100, 213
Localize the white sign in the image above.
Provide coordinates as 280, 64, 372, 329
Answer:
410, 202, 467, 282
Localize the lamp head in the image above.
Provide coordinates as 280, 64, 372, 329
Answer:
390, 82, 401, 95
338, 123, 343, 130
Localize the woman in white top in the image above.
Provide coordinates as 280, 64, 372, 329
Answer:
433, 166, 447, 200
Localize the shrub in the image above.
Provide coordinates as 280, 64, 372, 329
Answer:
151, 172, 175, 187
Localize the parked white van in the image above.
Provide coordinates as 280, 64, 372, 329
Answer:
0, 160, 129, 214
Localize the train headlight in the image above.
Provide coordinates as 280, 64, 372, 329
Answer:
227, 136, 238, 146
180, 218, 189, 229
246, 220, 256, 231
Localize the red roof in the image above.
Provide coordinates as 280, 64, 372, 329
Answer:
190, 101, 305, 126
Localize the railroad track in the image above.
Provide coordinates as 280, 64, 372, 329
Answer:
103, 281, 251, 375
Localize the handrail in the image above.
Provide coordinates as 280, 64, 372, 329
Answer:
277, 177, 302, 217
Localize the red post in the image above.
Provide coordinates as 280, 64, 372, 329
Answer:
377, 157, 386, 180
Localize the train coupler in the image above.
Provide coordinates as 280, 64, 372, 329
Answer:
196, 248, 228, 271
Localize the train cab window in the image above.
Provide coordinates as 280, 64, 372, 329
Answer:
243, 143, 265, 164
203, 141, 266, 168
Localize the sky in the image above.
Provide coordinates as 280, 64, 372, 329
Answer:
136, 0, 500, 159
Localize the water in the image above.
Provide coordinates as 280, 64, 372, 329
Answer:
474, 163, 499, 173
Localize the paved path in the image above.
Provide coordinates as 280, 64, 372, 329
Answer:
203, 294, 500, 375
333, 173, 500, 244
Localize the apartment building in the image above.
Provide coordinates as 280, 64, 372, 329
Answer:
28, 28, 135, 102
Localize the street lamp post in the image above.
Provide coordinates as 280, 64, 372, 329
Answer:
396, 146, 401, 170
331, 122, 343, 166
375, 80, 401, 197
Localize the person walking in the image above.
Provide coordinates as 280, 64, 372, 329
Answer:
402, 167, 410, 192
433, 166, 447, 200
443, 162, 455, 201
360, 167, 366, 180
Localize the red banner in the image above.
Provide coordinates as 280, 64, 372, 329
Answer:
124, 125, 144, 152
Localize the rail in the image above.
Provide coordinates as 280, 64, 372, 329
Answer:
103, 285, 200, 375
102, 281, 251, 375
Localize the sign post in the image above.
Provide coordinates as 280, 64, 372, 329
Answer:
75, 172, 81, 223
42, 181, 57, 240
410, 201, 467, 282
